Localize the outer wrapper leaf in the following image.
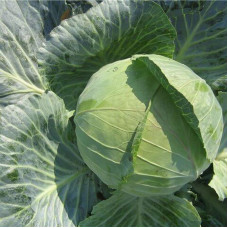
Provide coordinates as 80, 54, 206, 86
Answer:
162, 0, 227, 90
80, 191, 201, 227
38, 0, 176, 110
0, 92, 101, 226
0, 0, 67, 107
135, 55, 223, 162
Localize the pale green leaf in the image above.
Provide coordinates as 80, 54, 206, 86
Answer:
209, 150, 227, 201
0, 0, 67, 107
136, 55, 223, 161
209, 92, 227, 201
163, 0, 227, 89
80, 191, 201, 227
38, 0, 176, 110
0, 92, 101, 226
217, 92, 227, 154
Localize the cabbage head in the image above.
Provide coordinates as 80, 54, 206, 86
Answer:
74, 54, 223, 197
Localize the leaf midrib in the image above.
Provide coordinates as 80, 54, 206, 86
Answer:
0, 70, 44, 95
0, 167, 90, 223
175, 1, 214, 61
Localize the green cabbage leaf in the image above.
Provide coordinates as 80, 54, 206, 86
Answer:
0, 0, 67, 107
0, 92, 102, 226
80, 191, 201, 227
38, 0, 176, 110
209, 92, 227, 201
162, 0, 227, 90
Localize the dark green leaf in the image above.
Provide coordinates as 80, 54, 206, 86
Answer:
38, 0, 176, 110
163, 0, 227, 89
0, 92, 101, 226
80, 191, 201, 227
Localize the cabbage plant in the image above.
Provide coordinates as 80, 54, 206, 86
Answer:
0, 0, 227, 227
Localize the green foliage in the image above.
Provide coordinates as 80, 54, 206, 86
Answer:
161, 0, 227, 90
38, 0, 176, 110
0, 0, 67, 107
80, 191, 201, 227
0, 0, 226, 226
0, 92, 102, 226
209, 92, 227, 201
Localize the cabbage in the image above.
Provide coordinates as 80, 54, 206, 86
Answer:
75, 54, 223, 196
